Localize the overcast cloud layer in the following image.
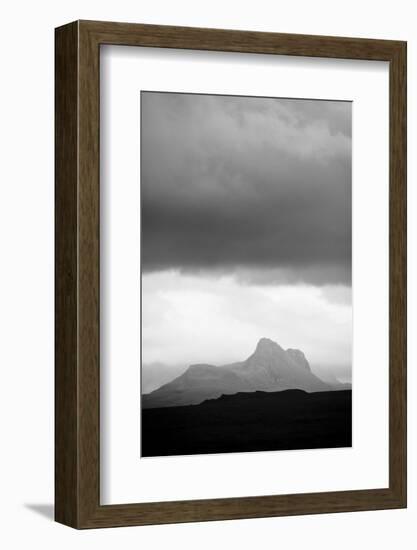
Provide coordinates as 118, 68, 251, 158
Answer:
141, 92, 352, 285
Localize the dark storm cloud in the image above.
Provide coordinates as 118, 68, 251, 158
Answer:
141, 92, 352, 285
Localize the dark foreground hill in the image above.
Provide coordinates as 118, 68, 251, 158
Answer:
141, 389, 352, 457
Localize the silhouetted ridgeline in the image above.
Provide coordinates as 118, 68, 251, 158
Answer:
141, 389, 352, 457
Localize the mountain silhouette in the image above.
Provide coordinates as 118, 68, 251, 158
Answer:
142, 338, 336, 408
142, 389, 352, 456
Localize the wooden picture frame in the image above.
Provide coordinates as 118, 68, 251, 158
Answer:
55, 20, 407, 529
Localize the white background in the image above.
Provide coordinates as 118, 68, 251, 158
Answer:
0, 0, 415, 548
101, 47, 389, 504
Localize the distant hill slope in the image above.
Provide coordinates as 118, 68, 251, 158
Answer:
141, 362, 188, 394
142, 338, 337, 408
310, 365, 352, 390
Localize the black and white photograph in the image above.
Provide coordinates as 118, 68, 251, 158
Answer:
140, 90, 352, 457
1, 4, 407, 540
0, 0, 410, 539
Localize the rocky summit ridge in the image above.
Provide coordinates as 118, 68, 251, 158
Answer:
142, 338, 340, 408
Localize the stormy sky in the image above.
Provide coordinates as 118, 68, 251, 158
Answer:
141, 92, 352, 386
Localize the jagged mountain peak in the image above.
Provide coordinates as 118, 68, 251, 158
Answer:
286, 348, 311, 371
254, 337, 284, 354
142, 338, 331, 408
251, 339, 311, 372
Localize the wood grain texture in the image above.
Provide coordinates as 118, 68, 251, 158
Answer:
55, 20, 407, 529
388, 41, 407, 504
55, 21, 79, 527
